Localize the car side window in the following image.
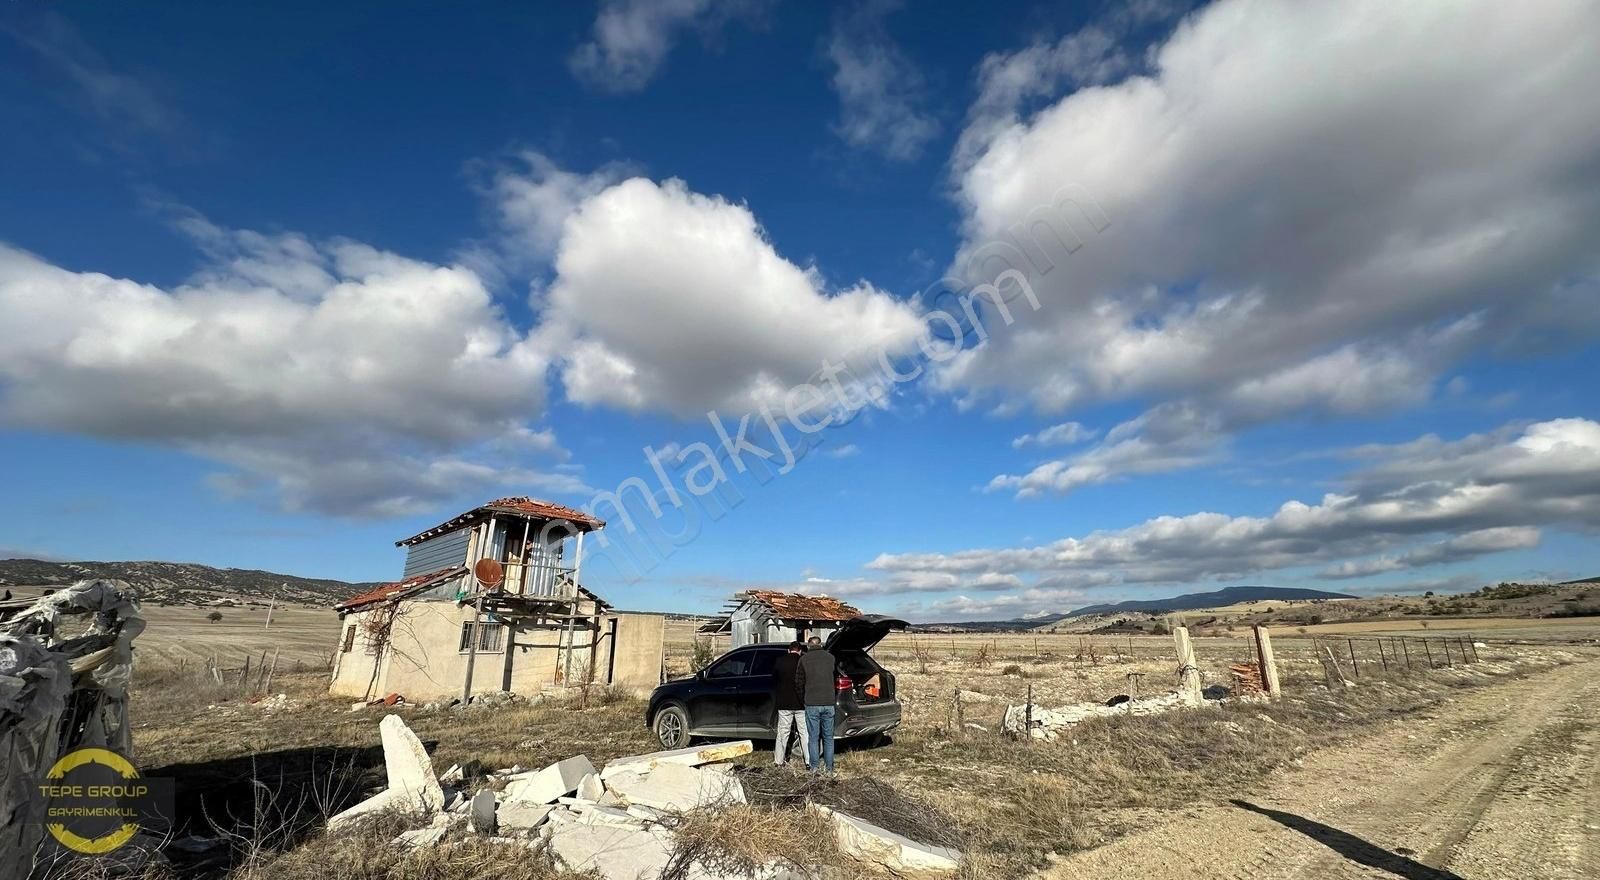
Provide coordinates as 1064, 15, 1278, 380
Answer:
748, 651, 777, 676
706, 653, 753, 678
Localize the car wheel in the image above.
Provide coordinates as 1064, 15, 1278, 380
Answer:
654, 705, 691, 749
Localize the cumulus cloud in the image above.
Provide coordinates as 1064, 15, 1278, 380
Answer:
0, 220, 572, 517
569, 0, 769, 93
538, 176, 926, 416
824, 0, 938, 161
947, 0, 1600, 473
482, 151, 631, 266
867, 418, 1600, 615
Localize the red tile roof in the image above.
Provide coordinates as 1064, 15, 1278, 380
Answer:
737, 590, 862, 622
395, 496, 605, 546
336, 566, 465, 611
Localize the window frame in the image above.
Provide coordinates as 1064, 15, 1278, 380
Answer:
458, 621, 507, 654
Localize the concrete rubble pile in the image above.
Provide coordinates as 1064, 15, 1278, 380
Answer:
1002, 691, 1189, 740
0, 580, 146, 875
329, 715, 962, 878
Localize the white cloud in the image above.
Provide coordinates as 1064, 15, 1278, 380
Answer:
825, 0, 938, 161
0, 221, 572, 517
538, 176, 926, 417
569, 0, 769, 93
992, 403, 1221, 496
865, 418, 1600, 614
1318, 527, 1541, 579
824, 443, 861, 459
483, 151, 630, 266
945, 0, 1600, 456
1011, 421, 1095, 448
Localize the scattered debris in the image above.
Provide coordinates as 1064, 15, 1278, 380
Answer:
503, 755, 597, 804
819, 805, 962, 872
323, 727, 959, 878
599, 740, 754, 780
1003, 692, 1188, 740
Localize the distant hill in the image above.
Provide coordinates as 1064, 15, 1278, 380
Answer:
1561, 575, 1600, 584
1065, 585, 1356, 618
913, 585, 1356, 632
0, 558, 378, 606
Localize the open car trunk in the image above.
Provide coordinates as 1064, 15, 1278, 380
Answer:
826, 615, 906, 704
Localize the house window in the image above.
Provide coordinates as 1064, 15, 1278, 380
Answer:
459, 621, 506, 653
341, 626, 357, 653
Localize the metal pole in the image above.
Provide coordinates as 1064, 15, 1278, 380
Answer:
1423, 638, 1434, 667
1347, 639, 1359, 678
462, 515, 496, 703
1377, 638, 1388, 671
1401, 637, 1411, 668
1468, 636, 1480, 663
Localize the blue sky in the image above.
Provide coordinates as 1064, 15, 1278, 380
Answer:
2, 0, 1597, 620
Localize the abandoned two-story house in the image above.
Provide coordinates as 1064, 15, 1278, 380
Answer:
697, 590, 863, 648
328, 497, 664, 702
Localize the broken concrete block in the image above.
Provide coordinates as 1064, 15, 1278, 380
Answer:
497, 802, 555, 832
606, 762, 746, 812
469, 789, 497, 834
327, 789, 398, 830
503, 755, 598, 804
598, 789, 625, 807
393, 826, 446, 848
599, 740, 754, 780
439, 763, 464, 785
576, 772, 604, 801
579, 805, 644, 828
549, 823, 673, 880
818, 806, 960, 873
380, 715, 444, 811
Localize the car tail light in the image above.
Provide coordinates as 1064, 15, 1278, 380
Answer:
835, 674, 853, 691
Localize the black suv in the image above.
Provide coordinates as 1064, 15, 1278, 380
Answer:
646, 615, 906, 749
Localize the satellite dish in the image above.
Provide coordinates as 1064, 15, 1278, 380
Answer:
474, 559, 504, 589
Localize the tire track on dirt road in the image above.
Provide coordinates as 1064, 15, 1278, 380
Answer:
1043, 658, 1600, 879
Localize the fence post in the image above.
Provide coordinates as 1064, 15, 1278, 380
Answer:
1423, 639, 1434, 667
1346, 639, 1359, 679
1173, 626, 1203, 706
1467, 636, 1480, 663
1442, 639, 1453, 667
1376, 638, 1388, 672
1253, 625, 1281, 698
1401, 637, 1411, 668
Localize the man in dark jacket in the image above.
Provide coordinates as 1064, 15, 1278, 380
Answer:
798, 636, 838, 772
772, 641, 808, 766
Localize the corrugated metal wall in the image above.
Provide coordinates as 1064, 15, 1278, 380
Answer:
402, 527, 472, 579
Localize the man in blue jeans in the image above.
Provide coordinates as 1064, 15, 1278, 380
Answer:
797, 636, 837, 773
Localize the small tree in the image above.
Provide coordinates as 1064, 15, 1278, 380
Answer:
207, 610, 224, 623
690, 638, 716, 672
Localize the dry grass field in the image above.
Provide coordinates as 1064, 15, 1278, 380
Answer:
92, 605, 1600, 879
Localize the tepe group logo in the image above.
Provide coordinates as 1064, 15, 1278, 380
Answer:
37, 747, 172, 856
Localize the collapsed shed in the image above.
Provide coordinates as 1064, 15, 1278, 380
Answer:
697, 590, 863, 649
328, 497, 665, 702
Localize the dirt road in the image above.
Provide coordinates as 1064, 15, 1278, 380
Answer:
1046, 658, 1600, 879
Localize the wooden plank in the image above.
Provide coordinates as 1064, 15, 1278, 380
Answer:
1254, 625, 1281, 697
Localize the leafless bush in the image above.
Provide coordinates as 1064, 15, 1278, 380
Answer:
971, 644, 992, 669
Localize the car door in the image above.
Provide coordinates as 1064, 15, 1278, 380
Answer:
693, 650, 761, 732
737, 649, 780, 735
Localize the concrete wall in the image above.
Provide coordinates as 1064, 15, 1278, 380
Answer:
328, 598, 665, 701
597, 612, 665, 695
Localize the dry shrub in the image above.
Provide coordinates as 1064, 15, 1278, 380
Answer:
662, 804, 838, 879
983, 777, 1096, 857
971, 644, 992, 669
241, 818, 585, 880
736, 767, 963, 851
1001, 664, 1024, 677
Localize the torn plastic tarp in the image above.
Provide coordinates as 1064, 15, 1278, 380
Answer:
0, 580, 145, 878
